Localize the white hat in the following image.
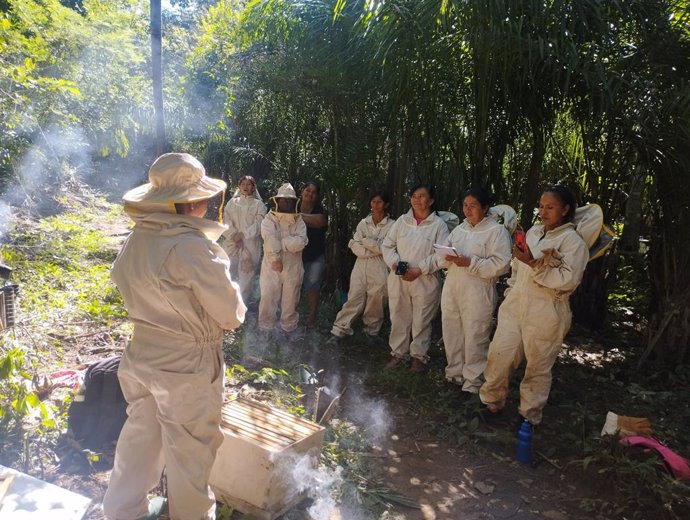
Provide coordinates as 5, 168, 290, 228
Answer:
275, 183, 297, 199
123, 153, 226, 213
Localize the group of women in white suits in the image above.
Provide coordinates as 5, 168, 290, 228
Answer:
330, 183, 590, 426
221, 179, 328, 335
225, 175, 590, 426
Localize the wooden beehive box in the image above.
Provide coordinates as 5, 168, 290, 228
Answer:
209, 398, 326, 520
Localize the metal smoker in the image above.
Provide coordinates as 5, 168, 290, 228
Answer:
0, 263, 19, 330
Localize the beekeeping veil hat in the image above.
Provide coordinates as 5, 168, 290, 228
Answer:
276, 183, 297, 199
268, 182, 298, 215
123, 153, 226, 215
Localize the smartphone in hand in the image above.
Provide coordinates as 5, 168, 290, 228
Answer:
395, 261, 409, 276
514, 230, 526, 252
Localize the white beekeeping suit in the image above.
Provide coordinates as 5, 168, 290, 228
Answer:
480, 222, 588, 424
103, 153, 246, 520
221, 183, 267, 302
381, 210, 449, 363
258, 183, 308, 333
331, 214, 394, 338
437, 216, 511, 393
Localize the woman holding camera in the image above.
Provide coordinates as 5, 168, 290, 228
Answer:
437, 187, 512, 396
479, 184, 588, 425
381, 185, 449, 372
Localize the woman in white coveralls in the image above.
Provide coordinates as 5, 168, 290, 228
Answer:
221, 175, 267, 305
258, 183, 309, 334
438, 187, 512, 396
479, 184, 588, 425
382, 184, 449, 372
329, 191, 395, 342
103, 153, 246, 520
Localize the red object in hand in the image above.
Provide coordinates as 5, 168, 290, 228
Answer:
515, 230, 526, 251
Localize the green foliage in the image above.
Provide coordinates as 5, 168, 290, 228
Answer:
0, 345, 62, 456
1, 196, 125, 324
0, 0, 166, 193
608, 255, 650, 327
321, 419, 419, 514
578, 436, 690, 519
225, 362, 306, 416
0, 190, 125, 471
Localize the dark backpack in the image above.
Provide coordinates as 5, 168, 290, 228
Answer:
68, 356, 128, 449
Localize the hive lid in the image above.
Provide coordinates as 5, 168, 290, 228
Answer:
220, 398, 324, 452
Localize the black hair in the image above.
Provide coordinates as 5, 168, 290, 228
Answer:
370, 190, 391, 215
409, 184, 437, 212
302, 181, 320, 196
370, 190, 390, 205
543, 183, 577, 222
463, 186, 494, 208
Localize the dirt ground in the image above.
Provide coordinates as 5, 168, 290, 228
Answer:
288, 330, 596, 520
374, 401, 589, 520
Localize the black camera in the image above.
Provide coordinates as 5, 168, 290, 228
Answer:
395, 261, 409, 276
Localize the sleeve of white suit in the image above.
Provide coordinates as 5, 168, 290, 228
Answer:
261, 217, 282, 262
467, 226, 512, 279
419, 220, 449, 275
244, 201, 267, 239
170, 241, 246, 330
222, 201, 239, 240
381, 219, 401, 269
361, 237, 381, 254
349, 220, 375, 258
502, 258, 519, 297
282, 235, 308, 253
532, 231, 589, 292
436, 228, 457, 269
281, 218, 308, 253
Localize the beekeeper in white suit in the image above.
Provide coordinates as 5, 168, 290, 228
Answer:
258, 183, 308, 334
437, 187, 512, 396
329, 191, 394, 341
382, 184, 449, 372
102, 153, 246, 520
480, 184, 589, 425
221, 175, 267, 304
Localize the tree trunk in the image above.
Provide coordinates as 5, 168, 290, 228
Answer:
151, 0, 166, 156
519, 124, 544, 230
619, 165, 645, 254
387, 127, 408, 217
639, 228, 690, 367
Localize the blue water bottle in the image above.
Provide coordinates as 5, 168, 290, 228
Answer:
516, 419, 532, 464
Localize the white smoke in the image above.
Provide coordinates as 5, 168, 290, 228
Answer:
272, 450, 343, 520
0, 201, 10, 242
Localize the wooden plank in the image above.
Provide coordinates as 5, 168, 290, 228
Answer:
0, 474, 14, 505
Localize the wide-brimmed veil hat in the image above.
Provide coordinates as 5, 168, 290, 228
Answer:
123, 153, 226, 214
